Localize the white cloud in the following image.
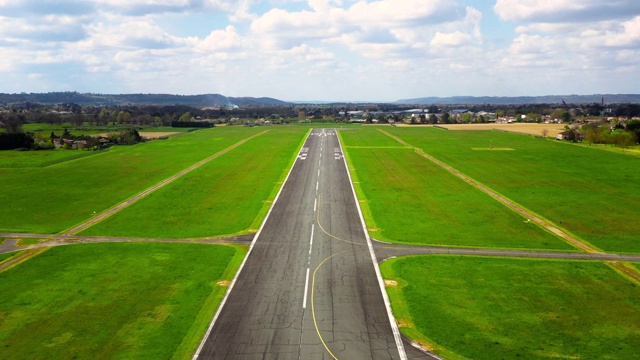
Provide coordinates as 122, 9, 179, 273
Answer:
0, 0, 637, 100
494, 0, 640, 23
430, 31, 473, 47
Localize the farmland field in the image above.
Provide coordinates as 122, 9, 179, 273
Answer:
382, 127, 640, 253
340, 129, 572, 250
434, 123, 566, 137
0, 243, 245, 360
381, 256, 640, 360
79, 127, 308, 238
0, 127, 265, 234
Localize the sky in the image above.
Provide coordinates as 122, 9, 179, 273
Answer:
0, 0, 639, 102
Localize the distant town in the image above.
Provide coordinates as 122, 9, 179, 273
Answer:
1, 92, 639, 150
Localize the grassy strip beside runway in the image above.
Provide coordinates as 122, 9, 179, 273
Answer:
340, 129, 571, 250
0, 251, 20, 263
0, 127, 264, 234
78, 127, 307, 238
381, 256, 640, 360
0, 242, 245, 360
383, 127, 640, 253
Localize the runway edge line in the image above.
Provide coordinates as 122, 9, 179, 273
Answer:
335, 129, 408, 360
191, 129, 313, 360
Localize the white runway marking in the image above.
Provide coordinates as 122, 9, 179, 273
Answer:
303, 224, 315, 309
303, 268, 310, 309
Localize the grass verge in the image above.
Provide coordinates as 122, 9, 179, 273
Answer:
0, 127, 264, 234
0, 242, 243, 360
381, 256, 640, 360
339, 129, 571, 250
0, 251, 21, 264
78, 127, 308, 238
383, 127, 640, 252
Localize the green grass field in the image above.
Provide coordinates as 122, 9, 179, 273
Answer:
0, 251, 20, 264
0, 242, 245, 360
79, 127, 308, 238
0, 127, 265, 234
381, 256, 640, 360
380, 127, 640, 253
0, 149, 108, 168
22, 123, 196, 137
340, 129, 571, 250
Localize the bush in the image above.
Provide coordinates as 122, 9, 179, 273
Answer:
0, 132, 34, 150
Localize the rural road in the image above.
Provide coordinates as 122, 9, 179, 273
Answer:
193, 129, 433, 359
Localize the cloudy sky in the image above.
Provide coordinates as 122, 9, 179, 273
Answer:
1, 0, 639, 101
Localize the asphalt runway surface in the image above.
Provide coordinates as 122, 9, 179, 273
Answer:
194, 129, 434, 359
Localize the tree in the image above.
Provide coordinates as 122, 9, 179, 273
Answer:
365, 113, 374, 124
117, 111, 132, 124
626, 120, 640, 143
551, 109, 567, 120
441, 112, 451, 124
44, 112, 62, 126
136, 114, 153, 126
71, 113, 84, 127
609, 129, 635, 148
561, 111, 572, 123
428, 114, 438, 124
1, 113, 23, 133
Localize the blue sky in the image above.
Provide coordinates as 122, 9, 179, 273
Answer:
1, 0, 639, 101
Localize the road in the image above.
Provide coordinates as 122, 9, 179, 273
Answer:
194, 129, 432, 359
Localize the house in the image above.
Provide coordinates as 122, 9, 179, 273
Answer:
556, 130, 584, 141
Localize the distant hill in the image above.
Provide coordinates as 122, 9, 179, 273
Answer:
396, 94, 640, 105
0, 92, 291, 107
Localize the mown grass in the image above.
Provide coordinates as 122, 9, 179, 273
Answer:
0, 251, 20, 264
0, 127, 265, 234
382, 127, 640, 253
340, 129, 571, 250
79, 127, 308, 238
0, 149, 108, 168
0, 242, 245, 360
381, 256, 640, 360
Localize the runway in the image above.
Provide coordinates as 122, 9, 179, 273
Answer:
194, 128, 431, 359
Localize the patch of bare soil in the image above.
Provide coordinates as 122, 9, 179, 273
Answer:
217, 280, 231, 287
139, 132, 181, 139
439, 123, 566, 137
93, 132, 181, 139
384, 279, 398, 287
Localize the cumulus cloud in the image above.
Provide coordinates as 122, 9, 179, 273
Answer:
0, 15, 89, 43
494, 0, 640, 23
0, 0, 637, 100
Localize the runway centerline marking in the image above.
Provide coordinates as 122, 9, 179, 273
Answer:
303, 224, 315, 309
303, 268, 310, 309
